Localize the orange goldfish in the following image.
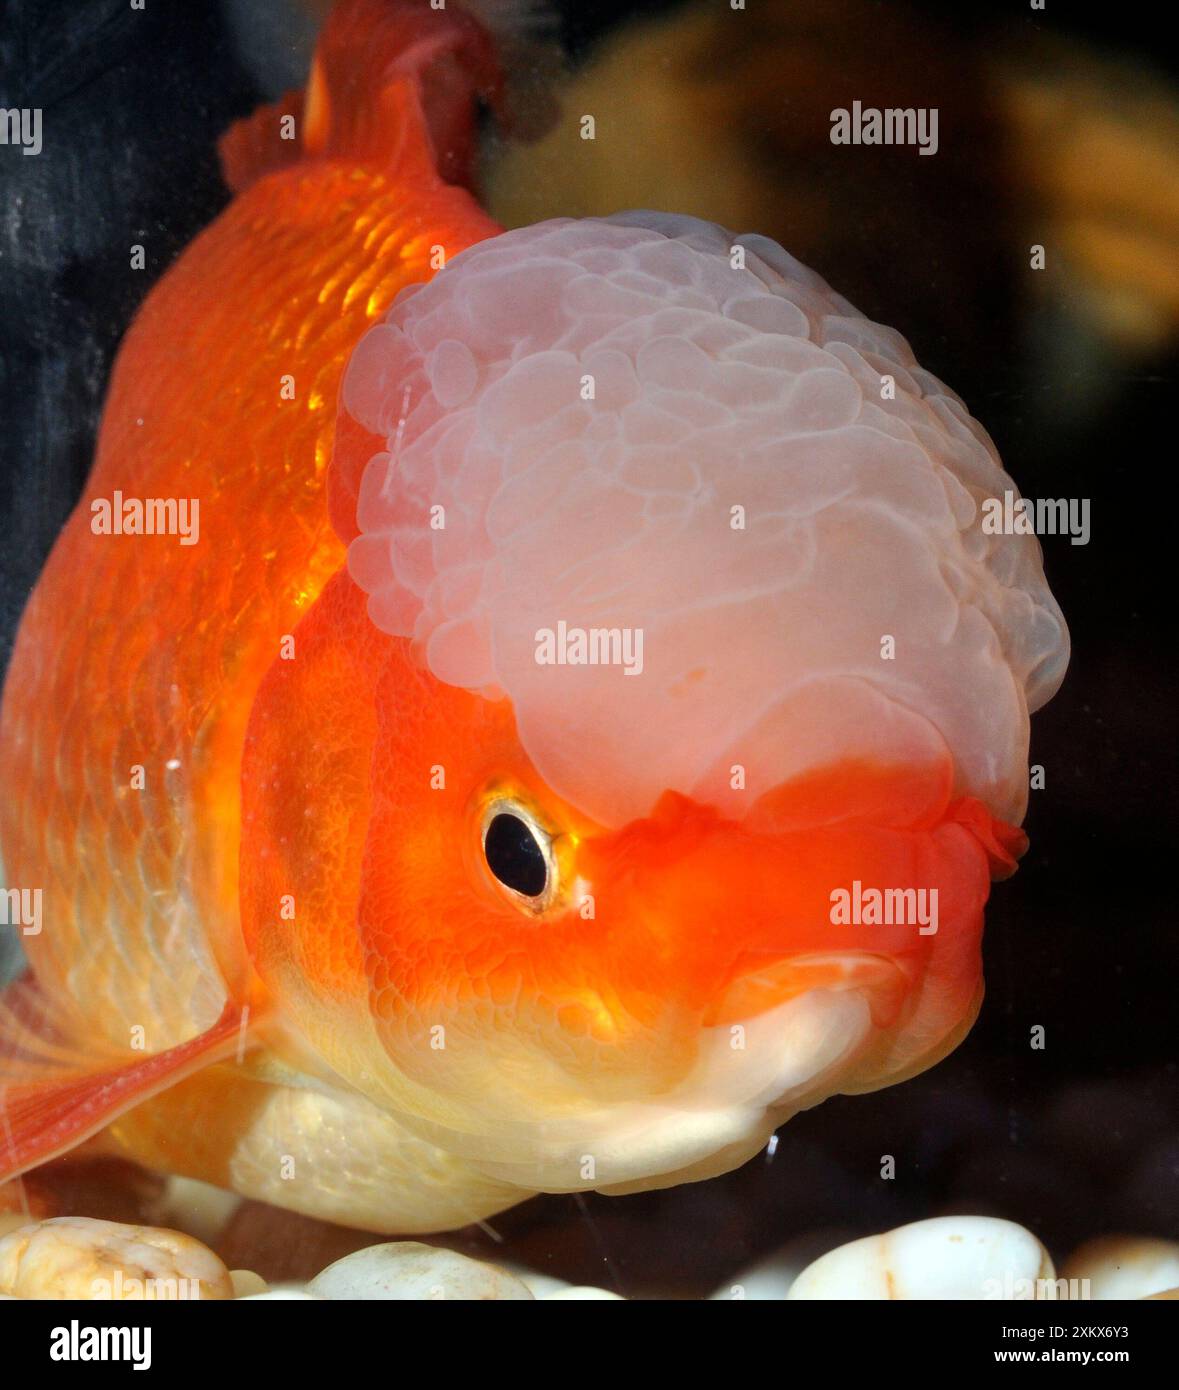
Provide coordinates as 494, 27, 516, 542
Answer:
0, 0, 1067, 1233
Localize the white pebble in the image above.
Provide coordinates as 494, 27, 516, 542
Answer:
1061, 1236, 1179, 1300
239, 1290, 324, 1300
711, 1228, 857, 1300
541, 1286, 624, 1300
0, 1216, 234, 1300
499, 1263, 572, 1297
151, 1176, 242, 1247
230, 1269, 269, 1298
786, 1217, 1055, 1300
308, 1241, 534, 1300
0, 1215, 34, 1242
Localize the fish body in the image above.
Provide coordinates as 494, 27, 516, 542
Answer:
0, 0, 517, 1229
0, 0, 1067, 1232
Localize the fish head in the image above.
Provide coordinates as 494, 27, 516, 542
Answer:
292, 209, 1066, 1192
347, 646, 1014, 1193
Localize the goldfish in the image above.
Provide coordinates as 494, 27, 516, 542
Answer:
0, 0, 1068, 1234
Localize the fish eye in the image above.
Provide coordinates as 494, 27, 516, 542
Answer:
481, 802, 555, 910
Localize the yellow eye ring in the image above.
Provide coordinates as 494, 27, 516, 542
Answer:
479, 794, 559, 914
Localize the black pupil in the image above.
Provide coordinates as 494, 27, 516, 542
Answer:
485, 813, 547, 898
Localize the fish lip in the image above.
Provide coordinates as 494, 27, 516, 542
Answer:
704, 949, 911, 1028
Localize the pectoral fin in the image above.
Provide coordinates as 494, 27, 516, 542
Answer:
0, 979, 246, 1183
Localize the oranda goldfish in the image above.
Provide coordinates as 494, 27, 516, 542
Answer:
0, 0, 1068, 1233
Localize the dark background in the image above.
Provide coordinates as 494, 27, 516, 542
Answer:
0, 0, 1175, 1294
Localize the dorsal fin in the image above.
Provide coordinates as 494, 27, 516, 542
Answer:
219, 0, 509, 194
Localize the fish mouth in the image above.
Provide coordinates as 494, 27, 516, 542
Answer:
704, 950, 912, 1029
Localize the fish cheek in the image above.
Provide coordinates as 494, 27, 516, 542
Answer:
357, 651, 530, 1019
354, 669, 676, 1103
